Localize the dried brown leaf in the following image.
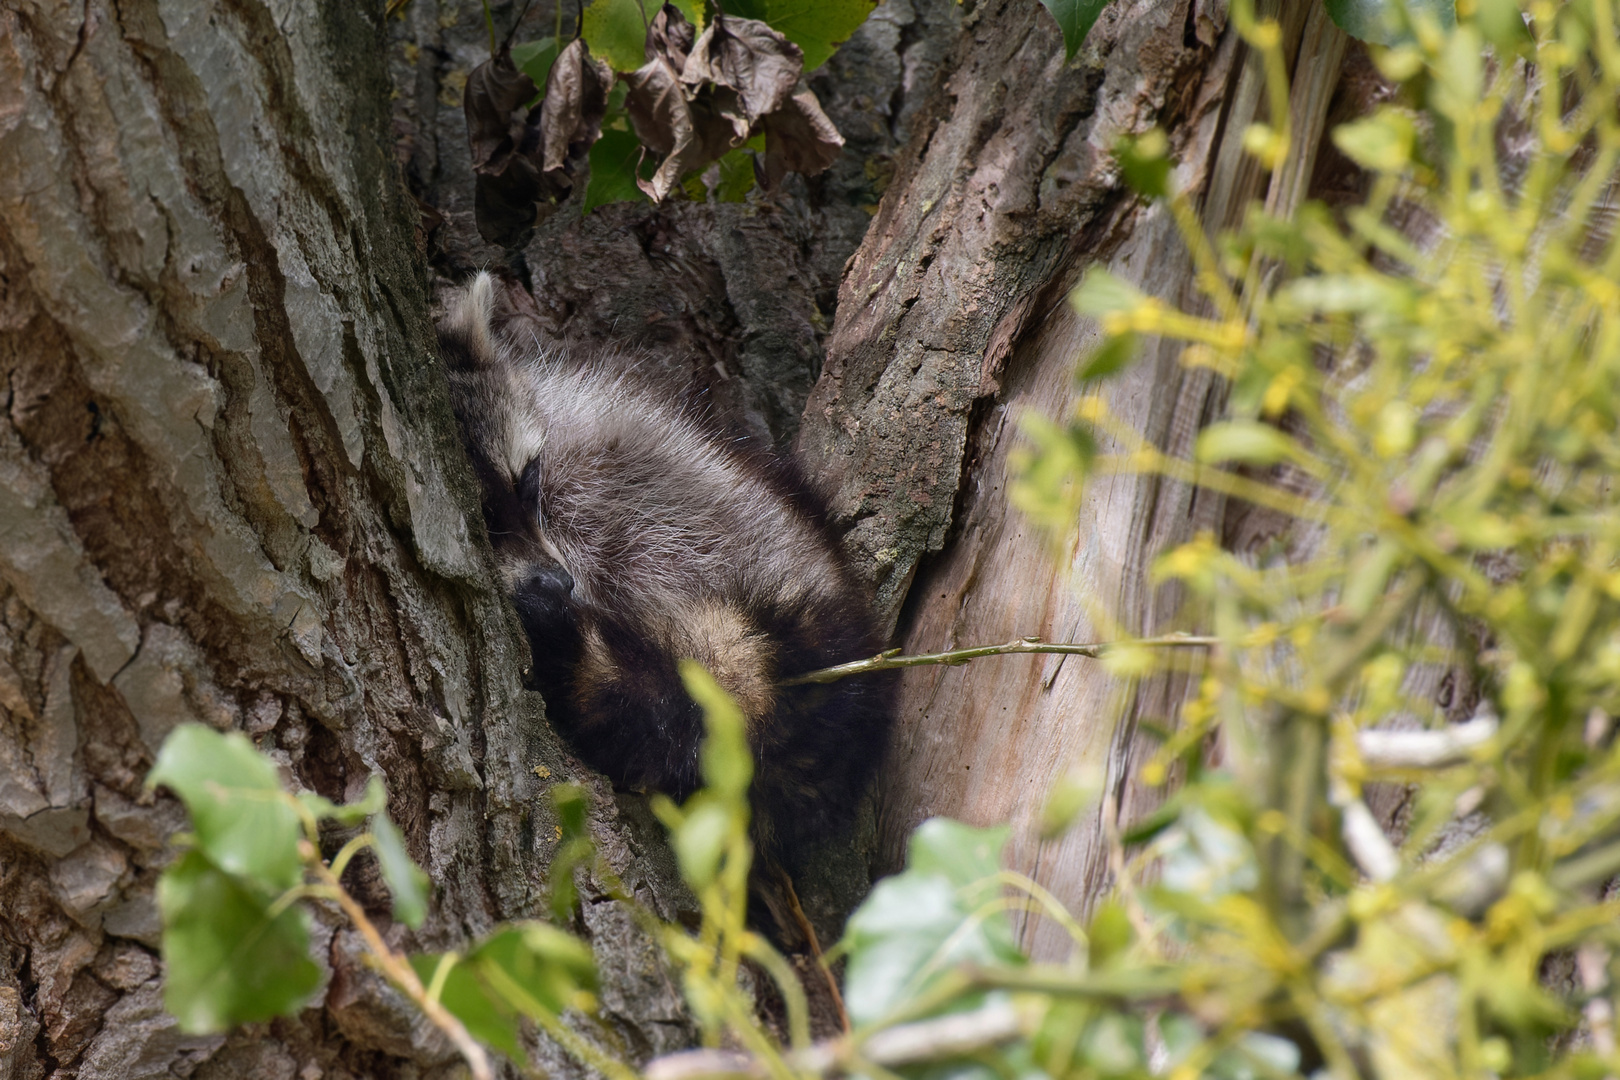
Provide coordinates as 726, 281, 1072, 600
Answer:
682, 16, 801, 125
761, 88, 844, 187
645, 3, 695, 70
465, 51, 541, 172
625, 56, 689, 159
465, 50, 547, 242
540, 39, 614, 175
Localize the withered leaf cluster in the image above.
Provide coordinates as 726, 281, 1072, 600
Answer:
625, 5, 843, 200
465, 38, 613, 244
463, 5, 845, 239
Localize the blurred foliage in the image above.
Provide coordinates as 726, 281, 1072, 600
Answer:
1010, 0, 1620, 1075
149, 1, 1620, 1078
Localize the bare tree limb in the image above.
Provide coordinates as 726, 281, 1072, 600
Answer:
782, 634, 1219, 686
1355, 715, 1498, 770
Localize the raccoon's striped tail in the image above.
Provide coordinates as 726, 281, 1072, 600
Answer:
436, 271, 499, 371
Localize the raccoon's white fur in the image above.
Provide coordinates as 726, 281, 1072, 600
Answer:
438, 273, 891, 855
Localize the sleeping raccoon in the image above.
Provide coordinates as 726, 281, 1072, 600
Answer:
437, 273, 892, 858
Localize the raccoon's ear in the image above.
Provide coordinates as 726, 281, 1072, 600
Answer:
437, 272, 498, 370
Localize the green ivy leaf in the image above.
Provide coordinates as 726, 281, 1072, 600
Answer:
724, 0, 878, 72
371, 811, 431, 929
840, 819, 1024, 1026
158, 850, 322, 1033
584, 126, 650, 212
1037, 0, 1112, 60
581, 0, 649, 72
148, 724, 304, 893
1325, 0, 1455, 45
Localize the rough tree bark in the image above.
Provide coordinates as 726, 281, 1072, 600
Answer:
0, 2, 697, 1076
0, 0, 1376, 1075
796, 0, 1371, 960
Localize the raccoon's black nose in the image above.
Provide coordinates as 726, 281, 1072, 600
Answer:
530, 564, 575, 596
512, 564, 579, 661
511, 564, 576, 625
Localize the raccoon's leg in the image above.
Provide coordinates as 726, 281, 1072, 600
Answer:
511, 564, 583, 700
565, 615, 706, 799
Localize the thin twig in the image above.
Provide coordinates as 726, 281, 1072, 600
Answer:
643, 1000, 1030, 1080
1356, 714, 1498, 770
308, 858, 493, 1080
782, 634, 1218, 686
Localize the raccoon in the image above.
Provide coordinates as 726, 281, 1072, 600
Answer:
437, 273, 892, 858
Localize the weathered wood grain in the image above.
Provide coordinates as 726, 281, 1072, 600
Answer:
803, 0, 1362, 959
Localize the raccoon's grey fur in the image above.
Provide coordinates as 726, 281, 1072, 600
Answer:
438, 273, 892, 856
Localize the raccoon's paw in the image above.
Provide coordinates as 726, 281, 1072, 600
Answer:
511, 565, 581, 692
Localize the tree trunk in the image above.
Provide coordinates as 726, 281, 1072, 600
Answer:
798, 0, 1364, 960
0, 0, 1372, 1075
0, 2, 696, 1076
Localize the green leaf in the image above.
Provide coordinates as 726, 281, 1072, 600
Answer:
411, 953, 523, 1060
1332, 109, 1416, 173
680, 661, 753, 800
724, 0, 878, 72
671, 801, 731, 888
512, 37, 560, 97
1194, 421, 1303, 466
148, 724, 304, 893
296, 775, 387, 828
1037, 0, 1112, 60
670, 0, 705, 29
473, 923, 598, 1016
907, 818, 1009, 887
714, 147, 756, 203
158, 850, 322, 1032
1070, 269, 1146, 317
584, 126, 650, 212
1475, 0, 1532, 54
548, 783, 594, 922
410, 925, 596, 1060
1086, 901, 1134, 968
1277, 274, 1414, 317
1432, 24, 1483, 122
581, 0, 649, 72
1325, 0, 1455, 45
1113, 128, 1172, 199
371, 811, 431, 929
1078, 331, 1138, 382
841, 818, 1024, 1026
